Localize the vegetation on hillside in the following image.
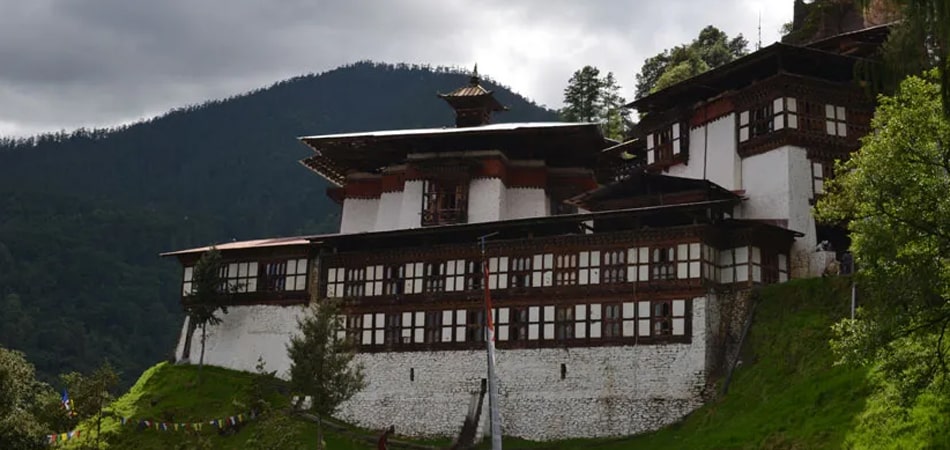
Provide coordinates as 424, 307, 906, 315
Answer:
0, 62, 557, 387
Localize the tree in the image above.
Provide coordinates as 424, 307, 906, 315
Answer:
561, 66, 604, 123
561, 66, 630, 141
60, 362, 119, 450
635, 25, 748, 98
856, 0, 950, 116
184, 247, 230, 382
815, 70, 950, 402
0, 346, 55, 450
287, 299, 365, 450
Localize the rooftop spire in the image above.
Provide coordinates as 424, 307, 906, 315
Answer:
438, 64, 507, 128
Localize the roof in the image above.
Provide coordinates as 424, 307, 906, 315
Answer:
628, 43, 866, 113
299, 122, 612, 186
805, 23, 894, 56
568, 172, 740, 210
160, 235, 320, 257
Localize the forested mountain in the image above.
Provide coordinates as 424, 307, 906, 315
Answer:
0, 62, 557, 386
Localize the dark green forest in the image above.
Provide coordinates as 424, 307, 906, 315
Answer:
0, 62, 556, 386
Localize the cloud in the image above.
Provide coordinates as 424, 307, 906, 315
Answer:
0, 0, 792, 136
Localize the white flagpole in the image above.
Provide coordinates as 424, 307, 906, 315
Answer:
479, 233, 503, 450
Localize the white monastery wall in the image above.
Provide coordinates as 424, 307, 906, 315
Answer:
786, 146, 820, 277
374, 191, 404, 232
175, 304, 307, 377
671, 115, 740, 190
398, 180, 425, 229
468, 178, 506, 223
340, 198, 380, 234
503, 187, 547, 220
739, 148, 791, 221
336, 296, 714, 441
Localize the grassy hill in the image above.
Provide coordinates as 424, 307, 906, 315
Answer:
52, 277, 950, 449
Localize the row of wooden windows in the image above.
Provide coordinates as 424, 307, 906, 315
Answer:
325, 244, 707, 298
738, 97, 851, 143
336, 299, 690, 348
182, 258, 308, 296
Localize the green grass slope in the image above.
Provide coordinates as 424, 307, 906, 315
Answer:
55, 278, 950, 449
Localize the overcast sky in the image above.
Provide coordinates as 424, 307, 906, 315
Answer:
0, 0, 790, 137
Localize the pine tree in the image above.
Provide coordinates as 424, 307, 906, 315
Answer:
184, 248, 229, 383
561, 66, 604, 123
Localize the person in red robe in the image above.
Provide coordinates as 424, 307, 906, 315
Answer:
377, 425, 395, 450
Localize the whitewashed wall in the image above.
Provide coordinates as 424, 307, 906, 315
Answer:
786, 146, 819, 276
340, 198, 380, 233
504, 188, 547, 220
398, 180, 425, 229
175, 305, 308, 377
739, 148, 791, 221
668, 116, 740, 190
336, 296, 716, 441
468, 178, 506, 223
374, 191, 404, 232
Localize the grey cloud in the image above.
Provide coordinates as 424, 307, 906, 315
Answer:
0, 0, 791, 136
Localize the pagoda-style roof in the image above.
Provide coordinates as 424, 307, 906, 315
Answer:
437, 75, 507, 112
628, 43, 868, 114
568, 172, 741, 211
299, 122, 613, 186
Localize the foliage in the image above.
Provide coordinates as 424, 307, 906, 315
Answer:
857, 0, 950, 116
0, 62, 557, 388
560, 66, 630, 140
287, 299, 365, 417
184, 247, 229, 379
635, 25, 748, 99
0, 346, 56, 450
816, 70, 950, 404
60, 362, 120, 449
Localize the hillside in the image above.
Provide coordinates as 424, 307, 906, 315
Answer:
52, 277, 950, 449
0, 62, 558, 386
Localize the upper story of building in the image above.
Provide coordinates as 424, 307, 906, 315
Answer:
298, 70, 614, 234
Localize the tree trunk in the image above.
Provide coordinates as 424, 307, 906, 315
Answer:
317, 415, 324, 450
181, 316, 196, 361
95, 396, 103, 450
199, 321, 207, 383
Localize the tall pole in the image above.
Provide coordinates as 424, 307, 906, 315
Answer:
479, 233, 502, 450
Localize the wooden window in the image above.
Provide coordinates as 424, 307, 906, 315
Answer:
527, 306, 542, 340
771, 97, 798, 131
637, 302, 651, 337
326, 267, 345, 297
719, 247, 750, 283
284, 259, 308, 291
555, 305, 574, 340
675, 243, 702, 279
182, 266, 194, 296
346, 315, 362, 344
626, 247, 650, 282
646, 122, 687, 165
622, 302, 636, 337
495, 308, 510, 341
401, 311, 425, 344
466, 309, 486, 343
542, 306, 555, 340
361, 312, 385, 346
221, 261, 260, 293
531, 253, 554, 287
424, 261, 446, 293
403, 262, 424, 294
798, 98, 826, 134
441, 310, 467, 343
578, 250, 600, 285
260, 261, 289, 292
421, 179, 467, 226
383, 264, 405, 295
602, 249, 626, 284
364, 264, 384, 296
778, 254, 789, 282
344, 267, 365, 297
334, 315, 347, 342
465, 260, 483, 291
510, 308, 529, 341
425, 311, 442, 343
702, 244, 718, 283
384, 313, 402, 346
554, 253, 578, 286
573, 304, 602, 338
649, 300, 687, 337
811, 161, 833, 197
509, 256, 532, 288
487, 257, 509, 290
651, 247, 675, 280
445, 259, 467, 292
603, 304, 621, 338
739, 98, 796, 142
825, 104, 847, 137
